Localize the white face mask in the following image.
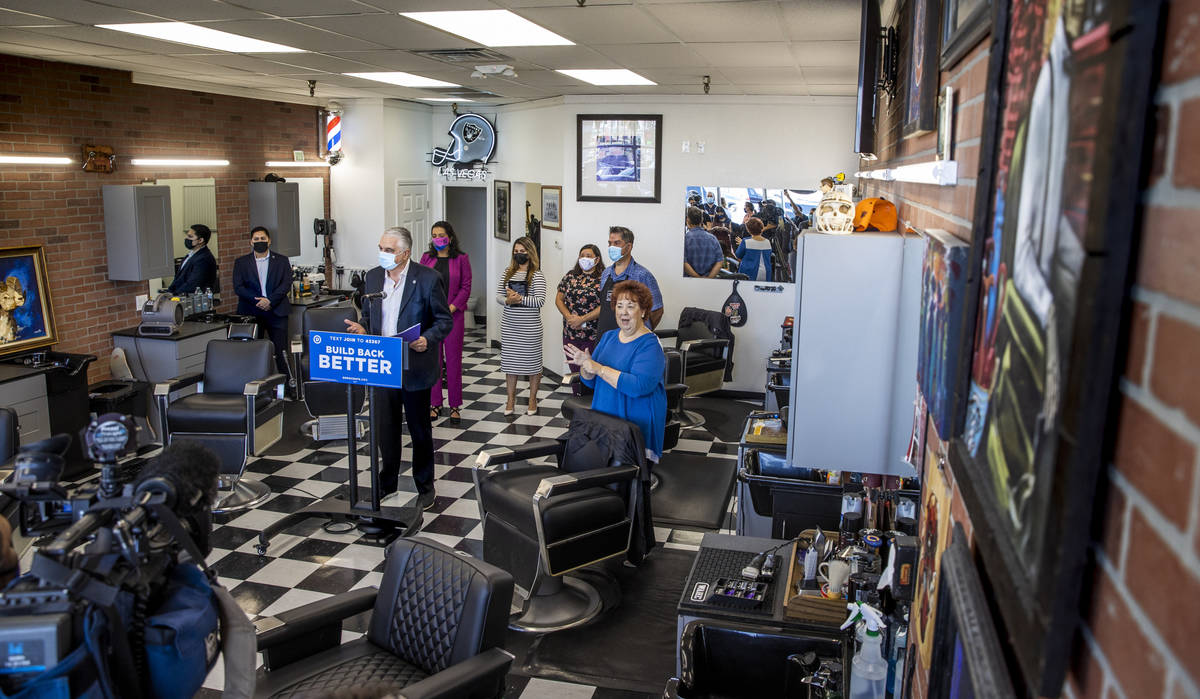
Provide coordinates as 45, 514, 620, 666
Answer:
378, 251, 399, 270
578, 257, 597, 271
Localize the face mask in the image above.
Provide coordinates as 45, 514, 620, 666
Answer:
578, 257, 596, 271
252, 241, 269, 254
184, 238, 195, 250
608, 245, 623, 262
513, 253, 529, 265
707, 198, 715, 205
432, 236, 450, 250
378, 251, 399, 271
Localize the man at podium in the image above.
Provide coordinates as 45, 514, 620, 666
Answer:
345, 227, 453, 510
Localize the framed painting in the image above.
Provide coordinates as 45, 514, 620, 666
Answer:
941, 0, 993, 70
541, 185, 562, 231
917, 228, 970, 440
949, 0, 1164, 695
904, 0, 940, 135
926, 524, 1017, 699
0, 246, 57, 357
494, 180, 511, 242
576, 114, 662, 203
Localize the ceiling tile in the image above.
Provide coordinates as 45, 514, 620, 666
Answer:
0, 0, 157, 24
781, 0, 860, 41
264, 52, 385, 73
516, 6, 678, 44
0, 9, 59, 27
498, 44, 616, 69
202, 18, 388, 51
322, 49, 457, 71
295, 13, 476, 50
356, 0, 503, 10
591, 42, 700, 68
790, 40, 859, 68
809, 83, 857, 96
642, 1, 784, 42
800, 65, 857, 84
17, 26, 180, 54
0, 40, 71, 55
690, 42, 794, 68
717, 66, 803, 83
493, 0, 630, 7
92, 0, 268, 22
222, 0, 392, 17
635, 67, 725, 85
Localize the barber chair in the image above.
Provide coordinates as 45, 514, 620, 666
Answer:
665, 620, 845, 699
155, 339, 285, 513
655, 311, 733, 428
255, 537, 514, 699
290, 306, 366, 441
473, 408, 652, 632
0, 408, 18, 522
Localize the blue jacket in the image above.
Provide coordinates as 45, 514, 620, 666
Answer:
735, 239, 773, 282
232, 251, 291, 317
360, 263, 453, 391
168, 245, 217, 295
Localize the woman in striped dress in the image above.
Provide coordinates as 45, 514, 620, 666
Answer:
496, 236, 546, 415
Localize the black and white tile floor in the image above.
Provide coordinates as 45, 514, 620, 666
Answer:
135, 328, 735, 698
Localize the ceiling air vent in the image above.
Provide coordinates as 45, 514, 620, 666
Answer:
412, 48, 512, 63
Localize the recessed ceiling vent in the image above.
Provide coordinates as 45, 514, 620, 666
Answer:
412, 48, 512, 63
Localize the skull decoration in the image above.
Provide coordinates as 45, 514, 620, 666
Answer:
815, 192, 855, 234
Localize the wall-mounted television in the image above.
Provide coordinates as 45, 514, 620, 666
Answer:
854, 0, 881, 157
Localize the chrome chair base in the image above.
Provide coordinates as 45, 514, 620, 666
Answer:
509, 575, 602, 633
214, 478, 271, 514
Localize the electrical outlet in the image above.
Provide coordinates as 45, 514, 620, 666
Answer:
697, 141, 706, 154
135, 294, 148, 310
681, 140, 690, 153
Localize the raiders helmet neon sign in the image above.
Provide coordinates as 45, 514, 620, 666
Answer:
431, 113, 496, 167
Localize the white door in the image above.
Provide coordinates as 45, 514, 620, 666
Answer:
396, 182, 430, 254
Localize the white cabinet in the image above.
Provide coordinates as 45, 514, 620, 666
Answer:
248, 181, 301, 257
103, 185, 173, 281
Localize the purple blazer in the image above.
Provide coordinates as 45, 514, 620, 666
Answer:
420, 252, 471, 312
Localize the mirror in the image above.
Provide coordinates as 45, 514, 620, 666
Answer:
151, 178, 218, 297
681, 186, 825, 284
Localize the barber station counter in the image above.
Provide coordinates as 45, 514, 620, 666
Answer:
0, 364, 51, 446
112, 321, 230, 430
287, 294, 352, 340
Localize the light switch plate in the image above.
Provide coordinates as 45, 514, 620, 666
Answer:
135, 294, 148, 310
697, 141, 706, 154
681, 140, 690, 153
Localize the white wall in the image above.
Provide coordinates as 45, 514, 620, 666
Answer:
330, 100, 387, 271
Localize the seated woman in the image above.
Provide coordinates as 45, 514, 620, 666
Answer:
565, 280, 667, 462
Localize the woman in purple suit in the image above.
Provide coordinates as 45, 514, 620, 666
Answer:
420, 221, 471, 425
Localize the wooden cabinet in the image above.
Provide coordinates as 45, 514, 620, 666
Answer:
248, 181, 301, 257
103, 185, 174, 281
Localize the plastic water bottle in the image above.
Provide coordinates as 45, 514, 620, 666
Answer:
204, 287, 213, 311
843, 603, 888, 699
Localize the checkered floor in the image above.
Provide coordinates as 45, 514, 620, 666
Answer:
145, 327, 736, 697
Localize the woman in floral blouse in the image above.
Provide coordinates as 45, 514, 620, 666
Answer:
555, 244, 605, 376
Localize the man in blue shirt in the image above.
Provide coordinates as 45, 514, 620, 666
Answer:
683, 206, 724, 279
595, 226, 664, 334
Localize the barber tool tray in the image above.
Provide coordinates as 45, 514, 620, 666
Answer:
742, 412, 786, 446
680, 547, 777, 618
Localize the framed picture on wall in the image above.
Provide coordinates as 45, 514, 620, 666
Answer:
494, 180, 511, 242
903, 0, 941, 135
0, 245, 57, 357
941, 0, 992, 70
949, 0, 1164, 695
541, 185, 562, 231
576, 114, 662, 203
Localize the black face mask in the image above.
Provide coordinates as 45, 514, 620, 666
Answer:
184, 238, 195, 250
513, 253, 529, 265
252, 241, 269, 254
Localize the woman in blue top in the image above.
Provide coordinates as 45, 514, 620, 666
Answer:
735, 216, 773, 281
565, 280, 667, 462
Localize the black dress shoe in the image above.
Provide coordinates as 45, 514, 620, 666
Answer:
417, 490, 437, 511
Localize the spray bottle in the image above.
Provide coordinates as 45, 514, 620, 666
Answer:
842, 602, 887, 699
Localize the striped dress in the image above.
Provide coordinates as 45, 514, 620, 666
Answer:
496, 270, 546, 374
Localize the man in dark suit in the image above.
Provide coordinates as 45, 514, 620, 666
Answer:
345, 227, 453, 510
167, 224, 218, 295
232, 226, 292, 377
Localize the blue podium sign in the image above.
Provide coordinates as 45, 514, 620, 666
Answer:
308, 330, 405, 389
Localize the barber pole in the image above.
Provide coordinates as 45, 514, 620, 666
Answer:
325, 113, 342, 153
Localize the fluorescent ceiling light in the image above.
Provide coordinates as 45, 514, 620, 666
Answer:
556, 69, 655, 86
97, 22, 304, 53
0, 155, 72, 165
131, 158, 230, 167
419, 97, 474, 103
345, 72, 460, 88
400, 10, 573, 47
265, 160, 330, 167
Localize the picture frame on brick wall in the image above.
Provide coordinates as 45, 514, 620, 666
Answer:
903, 0, 941, 135
0, 245, 58, 358
940, 0, 993, 71
948, 0, 1165, 696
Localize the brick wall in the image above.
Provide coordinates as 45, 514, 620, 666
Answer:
1063, 1, 1200, 697
0, 54, 329, 384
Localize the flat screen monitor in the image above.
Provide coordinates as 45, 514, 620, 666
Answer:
855, 0, 881, 157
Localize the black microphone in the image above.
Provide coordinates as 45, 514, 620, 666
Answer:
132, 441, 221, 554
360, 290, 388, 301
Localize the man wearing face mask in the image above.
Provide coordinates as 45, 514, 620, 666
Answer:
232, 226, 292, 376
344, 227, 453, 510
168, 224, 217, 295
596, 226, 663, 335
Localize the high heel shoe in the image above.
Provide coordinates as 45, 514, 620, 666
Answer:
503, 403, 515, 416
449, 407, 461, 425
526, 404, 538, 416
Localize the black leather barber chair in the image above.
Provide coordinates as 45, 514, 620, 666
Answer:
290, 305, 366, 440
655, 310, 733, 427
155, 339, 285, 513
473, 408, 653, 632
665, 620, 845, 699
255, 537, 514, 699
0, 408, 18, 523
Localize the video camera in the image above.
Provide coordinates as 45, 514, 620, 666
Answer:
0, 414, 221, 698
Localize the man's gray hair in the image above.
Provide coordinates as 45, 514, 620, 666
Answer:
382, 226, 412, 251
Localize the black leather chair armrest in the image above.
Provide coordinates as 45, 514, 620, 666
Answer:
654, 328, 680, 340
244, 373, 287, 399
152, 372, 204, 397
679, 338, 729, 355
473, 440, 562, 471
397, 647, 513, 699
534, 464, 639, 498
257, 587, 377, 653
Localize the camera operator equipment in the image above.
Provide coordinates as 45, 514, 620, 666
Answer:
0, 416, 255, 699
